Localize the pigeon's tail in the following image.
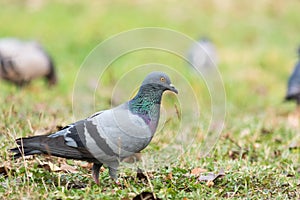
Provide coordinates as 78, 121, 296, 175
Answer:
285, 94, 293, 102
285, 93, 300, 105
11, 135, 96, 162
45, 56, 57, 86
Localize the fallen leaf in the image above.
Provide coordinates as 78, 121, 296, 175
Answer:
36, 158, 51, 171
191, 168, 207, 176
198, 173, 217, 182
166, 172, 173, 180
198, 168, 225, 182
36, 158, 77, 173
133, 191, 161, 200
74, 161, 93, 169
38, 161, 60, 172
60, 164, 78, 173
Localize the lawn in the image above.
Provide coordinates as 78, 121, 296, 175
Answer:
0, 0, 299, 199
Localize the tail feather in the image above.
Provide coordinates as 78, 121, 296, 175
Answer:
11, 146, 42, 159
45, 55, 57, 86
11, 135, 97, 163
285, 93, 300, 104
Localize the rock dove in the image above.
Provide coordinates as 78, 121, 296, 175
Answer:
188, 37, 218, 69
0, 38, 56, 86
11, 71, 178, 184
285, 47, 300, 104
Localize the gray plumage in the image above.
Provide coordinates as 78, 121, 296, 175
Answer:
0, 38, 56, 86
11, 71, 178, 184
285, 48, 300, 104
188, 37, 218, 69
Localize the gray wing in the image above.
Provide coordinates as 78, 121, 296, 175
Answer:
77, 104, 153, 165
49, 104, 153, 166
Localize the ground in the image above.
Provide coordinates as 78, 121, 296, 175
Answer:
0, 0, 299, 199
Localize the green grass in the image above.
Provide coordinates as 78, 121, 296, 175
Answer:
0, 0, 300, 199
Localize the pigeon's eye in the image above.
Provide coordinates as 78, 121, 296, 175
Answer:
160, 77, 166, 82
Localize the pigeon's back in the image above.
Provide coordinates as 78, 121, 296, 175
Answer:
0, 38, 22, 56
0, 38, 56, 85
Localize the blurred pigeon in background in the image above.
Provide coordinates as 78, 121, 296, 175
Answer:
11, 71, 178, 184
285, 47, 300, 104
0, 38, 56, 86
188, 37, 218, 70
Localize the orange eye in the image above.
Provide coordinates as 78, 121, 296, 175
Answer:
160, 77, 166, 82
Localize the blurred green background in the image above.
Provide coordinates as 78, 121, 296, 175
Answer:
1, 0, 299, 110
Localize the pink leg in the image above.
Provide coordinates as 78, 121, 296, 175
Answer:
92, 163, 102, 185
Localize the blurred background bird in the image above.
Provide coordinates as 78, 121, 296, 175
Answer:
0, 38, 57, 86
187, 37, 218, 71
285, 46, 300, 105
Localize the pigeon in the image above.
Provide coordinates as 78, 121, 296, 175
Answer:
11, 71, 178, 184
285, 47, 300, 104
0, 38, 56, 86
188, 37, 218, 69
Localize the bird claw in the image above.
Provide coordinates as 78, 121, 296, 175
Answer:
92, 172, 100, 185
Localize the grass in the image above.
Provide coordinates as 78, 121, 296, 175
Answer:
0, 0, 300, 199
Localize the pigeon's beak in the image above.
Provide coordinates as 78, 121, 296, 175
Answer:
168, 84, 178, 94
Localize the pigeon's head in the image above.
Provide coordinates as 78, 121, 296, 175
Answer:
142, 71, 178, 94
